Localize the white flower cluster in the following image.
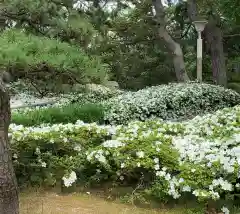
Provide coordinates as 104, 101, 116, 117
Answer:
86, 105, 240, 203
9, 120, 117, 143
156, 167, 182, 199
62, 171, 77, 187
169, 105, 240, 200
221, 206, 230, 214
9, 103, 240, 205
211, 178, 232, 191
104, 82, 240, 124
86, 149, 108, 163
102, 140, 125, 148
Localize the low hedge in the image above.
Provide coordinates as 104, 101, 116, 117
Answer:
11, 103, 105, 126
103, 82, 240, 124
9, 105, 240, 212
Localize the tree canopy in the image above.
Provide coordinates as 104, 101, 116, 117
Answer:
0, 0, 239, 90
0, 29, 109, 85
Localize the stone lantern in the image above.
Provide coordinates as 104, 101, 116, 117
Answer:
193, 19, 208, 82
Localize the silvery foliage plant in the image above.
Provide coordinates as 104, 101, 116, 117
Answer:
104, 82, 240, 124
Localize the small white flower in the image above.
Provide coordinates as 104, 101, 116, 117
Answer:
154, 164, 160, 170
209, 185, 214, 190
221, 206, 230, 214
137, 162, 141, 167
62, 171, 77, 187
162, 167, 167, 171
165, 173, 171, 181
41, 162, 47, 168
102, 140, 124, 148
179, 178, 184, 183
156, 170, 166, 177
121, 163, 125, 168
13, 154, 18, 159
74, 145, 81, 152
207, 162, 212, 167
35, 147, 41, 155
182, 185, 191, 192
120, 176, 124, 181
98, 155, 106, 163
192, 190, 199, 197
153, 158, 159, 163
136, 151, 144, 158
155, 141, 162, 145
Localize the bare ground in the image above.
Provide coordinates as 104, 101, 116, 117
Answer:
20, 191, 186, 214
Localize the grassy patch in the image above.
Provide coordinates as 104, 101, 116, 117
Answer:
12, 103, 105, 126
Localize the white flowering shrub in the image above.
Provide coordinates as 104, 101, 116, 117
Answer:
10, 121, 116, 186
9, 105, 240, 212
103, 82, 240, 124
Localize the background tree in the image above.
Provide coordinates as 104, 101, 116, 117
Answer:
152, 0, 189, 82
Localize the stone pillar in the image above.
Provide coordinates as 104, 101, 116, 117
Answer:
197, 31, 203, 82
193, 20, 207, 83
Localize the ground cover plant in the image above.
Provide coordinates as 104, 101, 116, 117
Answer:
9, 104, 240, 213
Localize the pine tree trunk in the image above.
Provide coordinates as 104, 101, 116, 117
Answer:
153, 0, 189, 82
157, 26, 190, 82
0, 80, 19, 214
204, 19, 227, 86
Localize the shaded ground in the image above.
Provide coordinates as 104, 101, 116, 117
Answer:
20, 191, 188, 214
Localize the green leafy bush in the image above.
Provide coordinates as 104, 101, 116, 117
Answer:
10, 121, 113, 187
12, 103, 105, 126
103, 82, 240, 124
0, 29, 108, 84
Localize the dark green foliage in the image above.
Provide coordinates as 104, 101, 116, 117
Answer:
228, 83, 240, 94
0, 30, 108, 85
12, 103, 105, 126
1, 0, 96, 45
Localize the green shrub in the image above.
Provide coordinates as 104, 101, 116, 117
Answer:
0, 29, 108, 84
9, 105, 240, 213
10, 121, 113, 187
103, 82, 240, 124
12, 103, 105, 126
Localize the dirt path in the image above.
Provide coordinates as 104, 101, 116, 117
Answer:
20, 192, 185, 214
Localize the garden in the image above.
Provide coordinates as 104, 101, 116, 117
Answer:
10, 82, 240, 214
0, 1, 239, 213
